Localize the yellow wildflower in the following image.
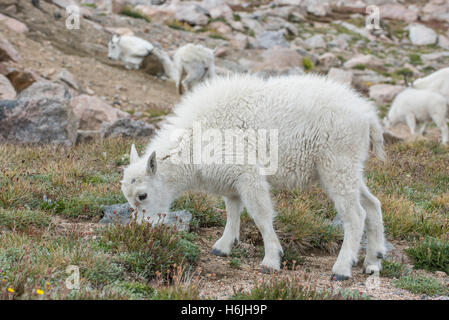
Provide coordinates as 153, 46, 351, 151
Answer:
7, 288, 14, 293
36, 289, 44, 295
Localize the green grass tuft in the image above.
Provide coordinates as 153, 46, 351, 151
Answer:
302, 57, 314, 71
120, 6, 151, 22
171, 193, 225, 229
0, 209, 51, 232
380, 259, 410, 279
393, 275, 449, 296
405, 237, 449, 275
101, 218, 199, 280
232, 272, 369, 300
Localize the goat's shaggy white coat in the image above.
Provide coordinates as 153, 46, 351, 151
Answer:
121, 74, 387, 279
108, 35, 154, 70
172, 44, 216, 94
385, 88, 448, 144
413, 67, 449, 100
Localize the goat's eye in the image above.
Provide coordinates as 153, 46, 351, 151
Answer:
138, 193, 147, 201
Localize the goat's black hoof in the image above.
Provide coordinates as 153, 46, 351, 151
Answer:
331, 274, 350, 281
376, 252, 384, 259
210, 248, 228, 257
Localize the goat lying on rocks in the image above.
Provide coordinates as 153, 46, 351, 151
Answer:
108, 35, 215, 94
121, 74, 387, 280
107, 34, 154, 70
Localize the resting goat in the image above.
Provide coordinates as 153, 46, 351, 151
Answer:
121, 74, 387, 280
108, 36, 215, 94
108, 34, 154, 70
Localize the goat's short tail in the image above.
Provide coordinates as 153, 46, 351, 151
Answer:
369, 115, 386, 162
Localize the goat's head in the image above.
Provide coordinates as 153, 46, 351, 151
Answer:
108, 34, 121, 60
121, 145, 172, 222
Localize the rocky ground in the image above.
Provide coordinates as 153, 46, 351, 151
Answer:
0, 0, 449, 300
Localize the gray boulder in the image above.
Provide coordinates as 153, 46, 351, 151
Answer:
175, 3, 209, 26
408, 24, 438, 46
255, 31, 289, 49
101, 118, 155, 139
99, 202, 192, 232
0, 81, 78, 145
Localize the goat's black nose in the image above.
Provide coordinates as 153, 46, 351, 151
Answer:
138, 193, 147, 201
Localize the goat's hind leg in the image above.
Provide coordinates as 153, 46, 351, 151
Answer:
211, 196, 243, 256
182, 63, 205, 92
430, 114, 449, 144
405, 114, 417, 135
319, 164, 366, 280
360, 182, 386, 274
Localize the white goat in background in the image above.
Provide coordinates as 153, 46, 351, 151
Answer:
385, 88, 448, 144
108, 34, 154, 70
413, 67, 449, 100
108, 36, 216, 94
121, 74, 387, 280
172, 44, 216, 94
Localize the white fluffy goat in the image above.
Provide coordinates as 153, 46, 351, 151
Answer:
413, 67, 449, 100
172, 44, 216, 94
385, 88, 448, 144
108, 34, 154, 70
121, 74, 387, 280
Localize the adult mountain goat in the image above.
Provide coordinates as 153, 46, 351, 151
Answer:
121, 74, 387, 280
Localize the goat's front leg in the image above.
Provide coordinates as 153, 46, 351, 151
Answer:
419, 121, 429, 135
237, 178, 283, 272
405, 114, 416, 135
211, 196, 243, 256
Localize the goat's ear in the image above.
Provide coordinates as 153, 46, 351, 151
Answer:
147, 151, 157, 175
112, 34, 119, 43
130, 144, 139, 164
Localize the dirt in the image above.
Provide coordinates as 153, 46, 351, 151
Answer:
194, 227, 449, 300
388, 123, 443, 144
2, 0, 180, 122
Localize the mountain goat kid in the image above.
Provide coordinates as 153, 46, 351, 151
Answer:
121, 74, 387, 280
384, 88, 448, 144
173, 43, 216, 94
108, 34, 154, 70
